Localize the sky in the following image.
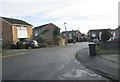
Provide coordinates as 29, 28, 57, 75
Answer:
0, 0, 120, 33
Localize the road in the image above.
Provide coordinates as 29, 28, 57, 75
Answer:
2, 42, 108, 80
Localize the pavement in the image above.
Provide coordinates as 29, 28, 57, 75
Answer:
76, 47, 119, 81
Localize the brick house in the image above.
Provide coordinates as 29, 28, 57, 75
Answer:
81, 33, 88, 42
0, 17, 33, 45
61, 30, 81, 43
33, 23, 60, 44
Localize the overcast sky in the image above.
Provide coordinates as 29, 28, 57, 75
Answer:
0, 0, 120, 33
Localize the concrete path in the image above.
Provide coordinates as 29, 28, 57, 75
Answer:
101, 55, 118, 63
76, 47, 119, 80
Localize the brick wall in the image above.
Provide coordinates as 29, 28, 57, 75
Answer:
27, 26, 33, 40
43, 25, 55, 43
2, 20, 13, 43
12, 25, 18, 43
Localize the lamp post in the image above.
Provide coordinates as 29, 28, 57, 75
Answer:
64, 22, 67, 31
64, 22, 67, 46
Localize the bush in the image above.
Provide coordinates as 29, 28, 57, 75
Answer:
10, 44, 17, 49
10, 41, 23, 49
45, 41, 52, 46
38, 43, 47, 48
37, 34, 45, 43
96, 43, 102, 55
101, 30, 111, 42
54, 36, 63, 41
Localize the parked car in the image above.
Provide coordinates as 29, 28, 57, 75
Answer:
23, 40, 38, 49
111, 38, 120, 43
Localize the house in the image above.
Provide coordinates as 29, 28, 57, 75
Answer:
0, 17, 33, 45
115, 26, 120, 39
81, 33, 88, 42
87, 29, 111, 41
33, 23, 60, 44
61, 30, 81, 43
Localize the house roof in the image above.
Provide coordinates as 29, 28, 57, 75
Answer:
34, 23, 50, 30
61, 30, 81, 34
116, 26, 120, 30
88, 28, 111, 33
1, 17, 32, 26
33, 23, 60, 30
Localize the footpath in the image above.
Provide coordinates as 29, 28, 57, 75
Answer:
76, 47, 119, 81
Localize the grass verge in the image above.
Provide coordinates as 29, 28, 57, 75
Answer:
2, 49, 29, 57
96, 44, 119, 55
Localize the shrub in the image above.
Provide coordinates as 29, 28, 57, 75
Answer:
45, 41, 52, 46
53, 27, 60, 37
37, 34, 45, 43
10, 44, 17, 49
10, 41, 23, 49
54, 36, 63, 41
16, 41, 24, 49
96, 43, 102, 55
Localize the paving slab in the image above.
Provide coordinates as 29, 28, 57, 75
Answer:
76, 48, 119, 80
100, 55, 118, 63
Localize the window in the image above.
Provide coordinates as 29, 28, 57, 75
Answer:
17, 26, 28, 38
17, 26, 27, 30
92, 32, 96, 37
69, 34, 72, 39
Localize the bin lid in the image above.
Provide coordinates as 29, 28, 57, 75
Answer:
88, 43, 96, 46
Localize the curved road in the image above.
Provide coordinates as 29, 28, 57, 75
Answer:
3, 42, 108, 80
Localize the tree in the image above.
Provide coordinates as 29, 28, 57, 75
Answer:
37, 34, 45, 43
101, 30, 111, 42
53, 27, 61, 40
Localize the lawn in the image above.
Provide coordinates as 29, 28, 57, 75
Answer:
2, 49, 29, 56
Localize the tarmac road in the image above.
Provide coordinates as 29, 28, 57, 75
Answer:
2, 42, 109, 80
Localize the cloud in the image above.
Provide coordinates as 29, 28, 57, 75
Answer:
1, 0, 119, 33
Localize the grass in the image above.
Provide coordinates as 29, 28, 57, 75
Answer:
2, 49, 29, 56
96, 44, 119, 55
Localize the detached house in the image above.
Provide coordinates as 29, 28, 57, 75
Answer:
0, 17, 33, 45
61, 30, 81, 43
87, 28, 118, 41
33, 23, 60, 44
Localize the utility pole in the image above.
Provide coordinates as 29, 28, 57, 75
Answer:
64, 22, 68, 46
